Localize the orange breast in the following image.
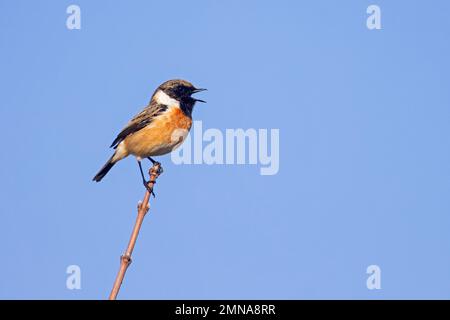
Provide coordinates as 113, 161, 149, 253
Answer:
123, 106, 192, 158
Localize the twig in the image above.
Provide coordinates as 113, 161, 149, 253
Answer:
108, 162, 162, 300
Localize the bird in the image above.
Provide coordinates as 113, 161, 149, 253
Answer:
93, 79, 206, 191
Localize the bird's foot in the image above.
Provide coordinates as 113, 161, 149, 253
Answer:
154, 162, 164, 175
143, 159, 163, 197
148, 158, 164, 175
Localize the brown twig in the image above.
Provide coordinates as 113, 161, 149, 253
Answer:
108, 162, 162, 300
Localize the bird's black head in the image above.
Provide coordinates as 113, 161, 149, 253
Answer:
159, 79, 206, 103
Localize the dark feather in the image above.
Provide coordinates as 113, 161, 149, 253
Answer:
92, 155, 116, 182
110, 101, 168, 149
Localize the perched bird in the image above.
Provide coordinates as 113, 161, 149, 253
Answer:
93, 79, 206, 189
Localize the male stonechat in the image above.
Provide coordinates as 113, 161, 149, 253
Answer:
93, 79, 206, 190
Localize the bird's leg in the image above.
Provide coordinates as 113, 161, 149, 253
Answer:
147, 157, 164, 175
138, 160, 146, 185
138, 160, 155, 197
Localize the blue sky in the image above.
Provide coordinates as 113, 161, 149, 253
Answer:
1, 0, 450, 299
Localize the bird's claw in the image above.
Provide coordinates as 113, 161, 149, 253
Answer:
151, 161, 164, 176
141, 159, 163, 197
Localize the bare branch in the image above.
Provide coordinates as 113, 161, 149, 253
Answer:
108, 162, 162, 300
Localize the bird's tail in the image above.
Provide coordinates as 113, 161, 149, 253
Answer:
93, 155, 116, 182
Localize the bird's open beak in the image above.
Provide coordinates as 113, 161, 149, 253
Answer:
192, 88, 207, 103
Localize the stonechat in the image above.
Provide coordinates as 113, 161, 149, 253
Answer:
93, 79, 206, 189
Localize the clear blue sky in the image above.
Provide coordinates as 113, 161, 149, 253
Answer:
1, 0, 450, 299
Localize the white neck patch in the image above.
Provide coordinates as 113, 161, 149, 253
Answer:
154, 90, 180, 107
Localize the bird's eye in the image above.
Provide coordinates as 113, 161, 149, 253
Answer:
178, 86, 190, 96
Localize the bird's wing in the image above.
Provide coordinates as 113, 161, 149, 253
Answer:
110, 102, 168, 149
